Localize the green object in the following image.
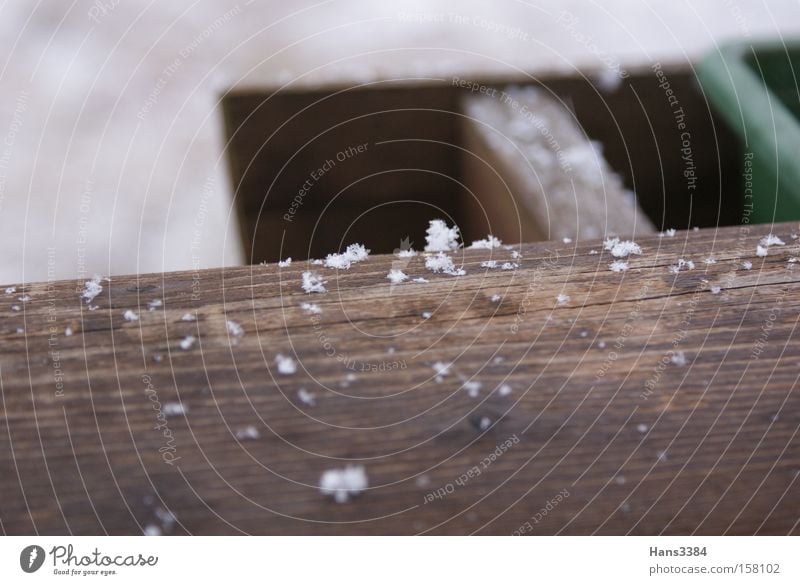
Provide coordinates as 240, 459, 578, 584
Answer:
697, 41, 800, 223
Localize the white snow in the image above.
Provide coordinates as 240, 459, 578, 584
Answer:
180, 313, 196, 321
396, 248, 417, 258
275, 354, 297, 375
710, 286, 721, 294
742, 261, 753, 270
669, 259, 695, 273
162, 402, 187, 417
425, 252, 465, 276
235, 426, 261, 440
759, 234, 785, 247
556, 293, 570, 306
498, 384, 512, 397
301, 271, 327, 293
297, 388, 316, 406
300, 302, 322, 314
421, 311, 432, 320
671, 351, 687, 366
463, 380, 482, 398
432, 361, 451, 382
179, 335, 196, 350
386, 269, 408, 284
123, 309, 139, 322
603, 237, 642, 258
490, 294, 502, 302
226, 320, 244, 339
412, 277, 429, 283
324, 243, 370, 269
481, 260, 498, 268
756, 245, 768, 257
148, 299, 162, 311
609, 260, 629, 272
500, 262, 518, 270
424, 219, 461, 252
319, 465, 368, 503
4, 286, 16, 294
81, 276, 103, 305
278, 258, 292, 268
469, 235, 502, 249
562, 237, 572, 244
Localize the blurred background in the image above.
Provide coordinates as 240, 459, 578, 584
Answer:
1, 0, 799, 284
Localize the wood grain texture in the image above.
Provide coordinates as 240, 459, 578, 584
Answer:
1, 222, 799, 535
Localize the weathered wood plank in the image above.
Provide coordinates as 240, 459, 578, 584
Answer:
1, 222, 798, 535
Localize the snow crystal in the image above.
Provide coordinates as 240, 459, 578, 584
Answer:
481, 260, 498, 268
670, 351, 687, 366
300, 302, 322, 314
609, 260, 629, 272
636, 423, 649, 433
235, 426, 261, 440
742, 261, 753, 270
511, 250, 522, 259
162, 402, 187, 417
226, 320, 244, 338
603, 237, 642, 258
179, 335, 196, 350
324, 244, 370, 269
81, 276, 103, 305
432, 361, 451, 382
4, 286, 16, 294
297, 388, 316, 406
278, 257, 292, 268
275, 354, 297, 375
463, 380, 482, 398
148, 299, 162, 311
64, 327, 73, 336
412, 277, 429, 283
425, 219, 461, 252
710, 286, 721, 295
386, 269, 408, 284
123, 310, 139, 322
490, 294, 501, 303
498, 384, 512, 397
469, 235, 502, 249
556, 294, 570, 306
396, 248, 417, 258
301, 271, 327, 293
425, 252, 465, 276
756, 245, 768, 258
181, 313, 196, 321
500, 262, 518, 270
759, 234, 785, 247
319, 465, 368, 503
421, 311, 432, 320
669, 259, 695, 273
562, 237, 572, 244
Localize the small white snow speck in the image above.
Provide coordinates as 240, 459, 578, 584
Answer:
671, 351, 687, 366
481, 260, 498, 268
589, 249, 598, 255
669, 259, 695, 274
478, 417, 491, 431
64, 327, 73, 336
432, 361, 451, 381
412, 277, 429, 283
742, 261, 753, 270
386, 269, 408, 284
598, 341, 606, 349
703, 257, 717, 265
609, 260, 629, 272
81, 276, 103, 305
500, 262, 518, 270
275, 354, 297, 375
319, 465, 368, 503
463, 380, 482, 398
297, 388, 316, 406
143, 525, 161, 536
278, 257, 292, 268
300, 302, 322, 314
18, 295, 30, 302
123, 309, 139, 322
324, 244, 370, 269
235, 426, 261, 440
603, 237, 642, 258
421, 311, 432, 320
179, 335, 196, 350
4, 286, 16, 294
302, 271, 327, 293
511, 250, 522, 259
181, 313, 196, 322
562, 237, 572, 244
425, 252, 465, 276
636, 423, 649, 433
226, 320, 244, 339
490, 294, 501, 303
710, 286, 721, 295
498, 384, 512, 397
469, 235, 502, 249
556, 294, 570, 306
148, 299, 162, 311
396, 248, 417, 258
663, 228, 677, 237
11, 304, 20, 311
162, 402, 186, 417
756, 245, 768, 257
759, 234, 785, 247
